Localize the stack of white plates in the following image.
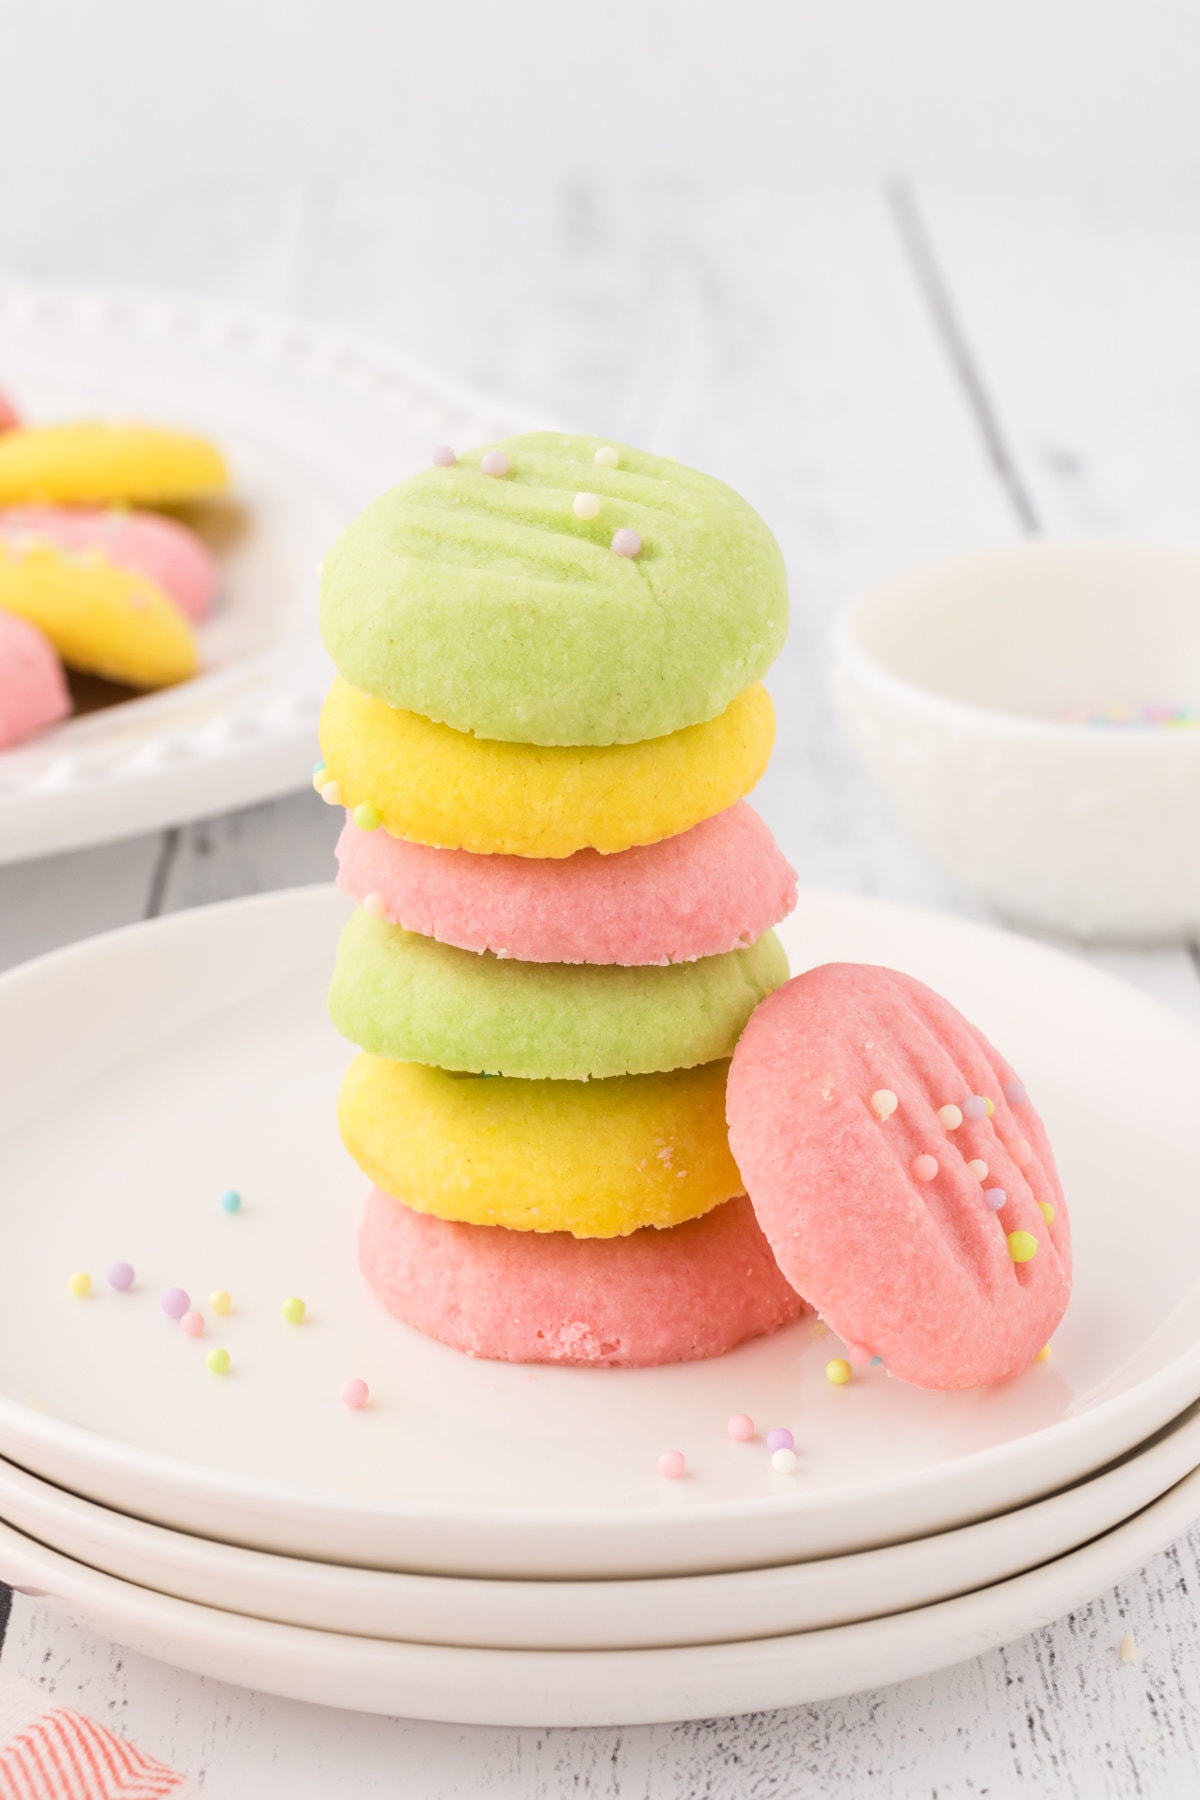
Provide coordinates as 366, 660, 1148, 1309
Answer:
0, 887, 1198, 1726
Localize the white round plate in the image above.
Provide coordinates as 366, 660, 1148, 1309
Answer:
2, 1403, 1198, 1651
1, 886, 1199, 1577
2, 1468, 1198, 1726
0, 281, 536, 863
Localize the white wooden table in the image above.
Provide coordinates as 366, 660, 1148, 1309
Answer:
1, 177, 1199, 1797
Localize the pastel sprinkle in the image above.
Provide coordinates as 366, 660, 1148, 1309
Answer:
845, 1342, 873, 1366
206, 1347, 231, 1375
1035, 1344, 1052, 1362
341, 1377, 370, 1409
353, 802, 382, 832
573, 492, 601, 520
870, 1089, 898, 1120
1119, 1632, 1139, 1664
967, 1159, 989, 1181
161, 1287, 189, 1319
67, 1271, 92, 1298
311, 767, 328, 793
870, 1355, 883, 1367
1008, 1137, 1034, 1169
319, 779, 343, 807
727, 1413, 755, 1441
594, 445, 620, 468
983, 1187, 1007, 1210
180, 1311, 206, 1338
658, 1449, 687, 1479
1007, 1230, 1038, 1264
312, 760, 326, 777
219, 1189, 242, 1215
765, 1427, 794, 1452
362, 891, 388, 919
107, 1262, 135, 1292
209, 1290, 232, 1316
913, 1153, 938, 1182
611, 528, 642, 558
826, 1359, 852, 1386
281, 1297, 307, 1325
1004, 1081, 1028, 1106
1038, 1199, 1056, 1223
771, 1447, 798, 1474
431, 445, 457, 467
984, 1097, 995, 1118
938, 1104, 963, 1130
962, 1095, 988, 1121
480, 449, 510, 478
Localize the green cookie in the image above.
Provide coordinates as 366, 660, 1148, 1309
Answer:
319, 432, 788, 747
329, 912, 789, 1080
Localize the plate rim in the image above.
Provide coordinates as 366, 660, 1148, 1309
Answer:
0, 1399, 1197, 1650
1, 1463, 1198, 1724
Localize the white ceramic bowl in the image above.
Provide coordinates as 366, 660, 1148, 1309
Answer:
831, 542, 1200, 941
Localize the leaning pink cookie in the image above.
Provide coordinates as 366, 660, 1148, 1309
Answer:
0, 506, 216, 622
359, 1189, 805, 1366
727, 963, 1071, 1391
0, 610, 70, 748
337, 801, 797, 965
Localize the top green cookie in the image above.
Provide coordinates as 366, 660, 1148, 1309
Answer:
319, 433, 788, 746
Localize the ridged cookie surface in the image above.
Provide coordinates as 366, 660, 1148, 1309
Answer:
320, 432, 787, 746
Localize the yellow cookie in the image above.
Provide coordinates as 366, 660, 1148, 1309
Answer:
0, 423, 228, 505
319, 678, 775, 857
338, 1055, 742, 1238
0, 544, 198, 687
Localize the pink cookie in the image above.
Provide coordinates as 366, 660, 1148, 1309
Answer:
337, 801, 797, 965
727, 963, 1071, 1390
0, 610, 70, 748
359, 1189, 806, 1367
0, 505, 216, 622
0, 392, 20, 434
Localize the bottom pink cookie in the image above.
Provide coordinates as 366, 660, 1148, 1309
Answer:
0, 610, 70, 748
359, 1189, 806, 1367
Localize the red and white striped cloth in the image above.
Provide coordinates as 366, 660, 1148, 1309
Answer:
0, 1672, 198, 1800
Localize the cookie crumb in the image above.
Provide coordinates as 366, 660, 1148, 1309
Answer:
1119, 1632, 1138, 1664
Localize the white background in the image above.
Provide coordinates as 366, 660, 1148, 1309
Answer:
3, 4, 1200, 1796
5, 0, 1200, 196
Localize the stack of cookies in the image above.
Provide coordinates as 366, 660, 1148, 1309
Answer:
318, 433, 804, 1367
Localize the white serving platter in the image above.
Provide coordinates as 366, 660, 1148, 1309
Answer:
0, 885, 1198, 1577
1, 1402, 1197, 1651
0, 282, 536, 862
2, 1467, 1198, 1726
